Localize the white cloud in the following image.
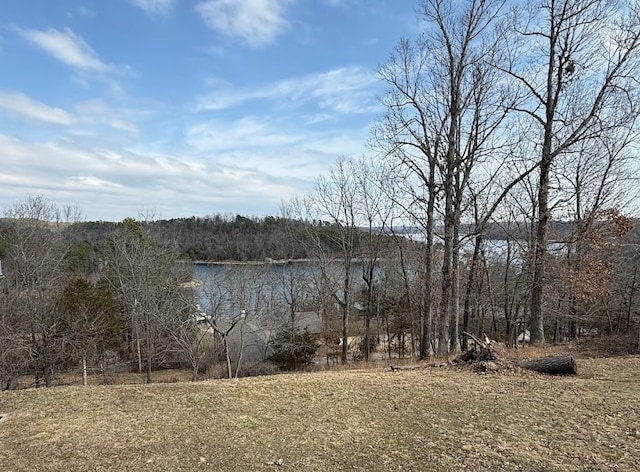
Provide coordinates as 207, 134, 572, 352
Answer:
184, 115, 369, 178
324, 0, 350, 6
196, 67, 380, 114
195, 0, 292, 47
68, 175, 125, 189
129, 0, 175, 17
64, 99, 145, 141
0, 91, 75, 125
109, 119, 139, 135
17, 27, 110, 72
186, 117, 303, 153
0, 131, 315, 221
66, 6, 96, 19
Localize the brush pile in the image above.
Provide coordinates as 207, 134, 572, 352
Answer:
452, 332, 578, 375
451, 332, 514, 374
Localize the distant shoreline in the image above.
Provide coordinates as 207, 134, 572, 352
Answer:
191, 257, 383, 266
192, 258, 316, 266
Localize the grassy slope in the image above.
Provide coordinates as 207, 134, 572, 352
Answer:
1, 356, 639, 472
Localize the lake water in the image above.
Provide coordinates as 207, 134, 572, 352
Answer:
192, 260, 382, 319
190, 237, 542, 319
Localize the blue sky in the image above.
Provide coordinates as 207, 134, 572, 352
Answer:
0, 0, 420, 221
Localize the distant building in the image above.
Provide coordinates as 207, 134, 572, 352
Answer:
517, 330, 531, 343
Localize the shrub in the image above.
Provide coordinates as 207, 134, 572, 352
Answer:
268, 329, 319, 371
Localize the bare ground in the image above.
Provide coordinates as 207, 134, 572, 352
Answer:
1, 351, 639, 472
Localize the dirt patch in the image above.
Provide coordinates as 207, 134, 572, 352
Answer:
0, 413, 8, 424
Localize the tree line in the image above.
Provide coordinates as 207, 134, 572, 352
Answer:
61, 214, 397, 263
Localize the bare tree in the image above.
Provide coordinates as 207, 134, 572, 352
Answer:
198, 265, 267, 378
499, 0, 640, 344
169, 297, 209, 381
281, 199, 341, 363
553, 125, 639, 338
310, 157, 360, 364
375, 0, 510, 355
2, 196, 75, 387
353, 157, 394, 360
101, 218, 189, 384
374, 32, 441, 358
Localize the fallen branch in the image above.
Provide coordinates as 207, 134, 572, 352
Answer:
453, 332, 496, 363
388, 365, 426, 372
462, 331, 488, 349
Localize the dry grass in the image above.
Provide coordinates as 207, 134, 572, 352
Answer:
1, 353, 640, 471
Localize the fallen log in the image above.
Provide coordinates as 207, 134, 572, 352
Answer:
518, 355, 577, 376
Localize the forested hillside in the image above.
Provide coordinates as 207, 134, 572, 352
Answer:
62, 214, 403, 262
60, 216, 640, 263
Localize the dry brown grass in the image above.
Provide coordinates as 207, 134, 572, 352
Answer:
1, 354, 639, 471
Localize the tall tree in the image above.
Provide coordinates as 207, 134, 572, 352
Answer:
101, 218, 190, 383
500, 0, 640, 344
556, 127, 639, 338
1, 196, 75, 387
375, 0, 509, 355
354, 157, 394, 361
310, 157, 360, 364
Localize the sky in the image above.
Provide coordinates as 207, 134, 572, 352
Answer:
0, 0, 421, 222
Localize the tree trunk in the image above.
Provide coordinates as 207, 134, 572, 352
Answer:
135, 323, 143, 373
234, 322, 245, 379
341, 262, 351, 364
341, 302, 349, 365
144, 311, 152, 384
519, 355, 577, 375
438, 161, 455, 355
462, 235, 483, 351
449, 224, 461, 354
530, 153, 551, 345
420, 189, 435, 359
224, 337, 232, 379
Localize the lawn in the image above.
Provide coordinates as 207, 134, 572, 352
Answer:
1, 355, 639, 471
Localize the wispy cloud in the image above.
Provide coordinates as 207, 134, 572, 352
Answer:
62, 99, 145, 144
109, 119, 139, 135
195, 0, 293, 47
66, 6, 97, 19
324, 0, 352, 6
0, 132, 304, 220
17, 27, 111, 72
184, 115, 369, 178
129, 0, 175, 18
0, 91, 75, 125
186, 116, 303, 153
196, 67, 380, 114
